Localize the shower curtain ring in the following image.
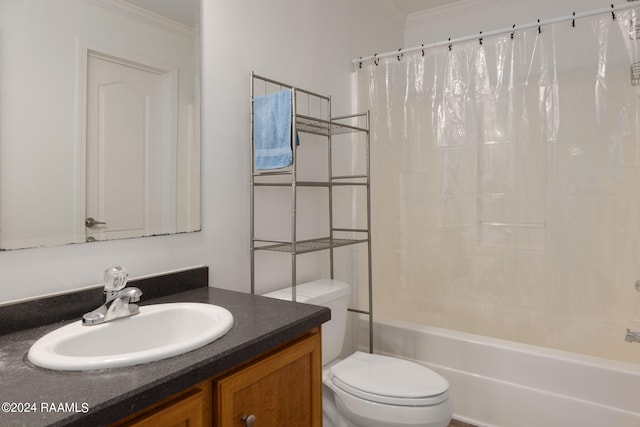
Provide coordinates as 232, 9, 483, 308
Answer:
479, 31, 483, 45
611, 4, 616, 20
511, 24, 515, 39
397, 49, 403, 61
538, 19, 541, 34
421, 44, 425, 56
448, 38, 452, 51
359, 57, 362, 69
373, 53, 379, 66
572, 12, 576, 27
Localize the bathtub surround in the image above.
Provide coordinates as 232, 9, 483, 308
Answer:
356, 6, 640, 364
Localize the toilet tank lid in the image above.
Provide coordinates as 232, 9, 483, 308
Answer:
262, 278, 351, 304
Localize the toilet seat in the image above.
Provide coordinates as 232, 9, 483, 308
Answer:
328, 352, 449, 406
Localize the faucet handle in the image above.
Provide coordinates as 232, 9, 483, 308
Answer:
104, 266, 129, 292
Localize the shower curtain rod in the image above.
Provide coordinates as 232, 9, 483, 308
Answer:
352, 2, 638, 65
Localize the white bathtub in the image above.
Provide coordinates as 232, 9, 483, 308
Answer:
356, 318, 640, 427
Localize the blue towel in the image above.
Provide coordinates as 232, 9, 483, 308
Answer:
254, 89, 299, 170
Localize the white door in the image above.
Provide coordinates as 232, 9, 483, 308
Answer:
85, 53, 174, 241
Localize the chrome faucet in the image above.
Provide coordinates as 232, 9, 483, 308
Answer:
82, 266, 142, 326
625, 329, 640, 343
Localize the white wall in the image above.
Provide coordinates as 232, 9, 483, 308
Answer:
201, 0, 401, 295
0, 0, 402, 303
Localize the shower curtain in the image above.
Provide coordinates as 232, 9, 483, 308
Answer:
356, 8, 640, 363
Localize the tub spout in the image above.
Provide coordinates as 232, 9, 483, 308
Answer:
625, 329, 640, 343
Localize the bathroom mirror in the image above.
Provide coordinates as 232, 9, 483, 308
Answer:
0, 0, 201, 250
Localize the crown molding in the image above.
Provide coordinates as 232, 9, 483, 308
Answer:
80, 0, 195, 39
407, 0, 520, 26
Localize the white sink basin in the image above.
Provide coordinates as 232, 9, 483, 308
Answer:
28, 302, 234, 371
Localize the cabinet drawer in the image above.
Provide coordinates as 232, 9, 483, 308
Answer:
117, 386, 209, 427
215, 330, 322, 427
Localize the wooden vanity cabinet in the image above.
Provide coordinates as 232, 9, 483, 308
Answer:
111, 328, 322, 427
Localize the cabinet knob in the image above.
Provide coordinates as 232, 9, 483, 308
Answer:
241, 414, 256, 427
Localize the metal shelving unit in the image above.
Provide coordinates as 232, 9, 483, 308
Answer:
249, 72, 373, 353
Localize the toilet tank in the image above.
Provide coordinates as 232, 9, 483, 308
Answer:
263, 279, 351, 365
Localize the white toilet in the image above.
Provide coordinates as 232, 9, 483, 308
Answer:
264, 279, 452, 427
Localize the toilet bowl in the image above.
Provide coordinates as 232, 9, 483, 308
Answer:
264, 279, 452, 427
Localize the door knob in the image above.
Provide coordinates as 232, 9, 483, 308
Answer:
241, 414, 256, 427
85, 217, 106, 228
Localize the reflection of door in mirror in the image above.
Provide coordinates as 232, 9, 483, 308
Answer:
0, 0, 200, 250
84, 50, 177, 242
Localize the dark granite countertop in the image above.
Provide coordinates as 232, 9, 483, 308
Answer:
0, 285, 330, 427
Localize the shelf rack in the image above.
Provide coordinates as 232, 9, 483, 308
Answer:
249, 72, 373, 353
